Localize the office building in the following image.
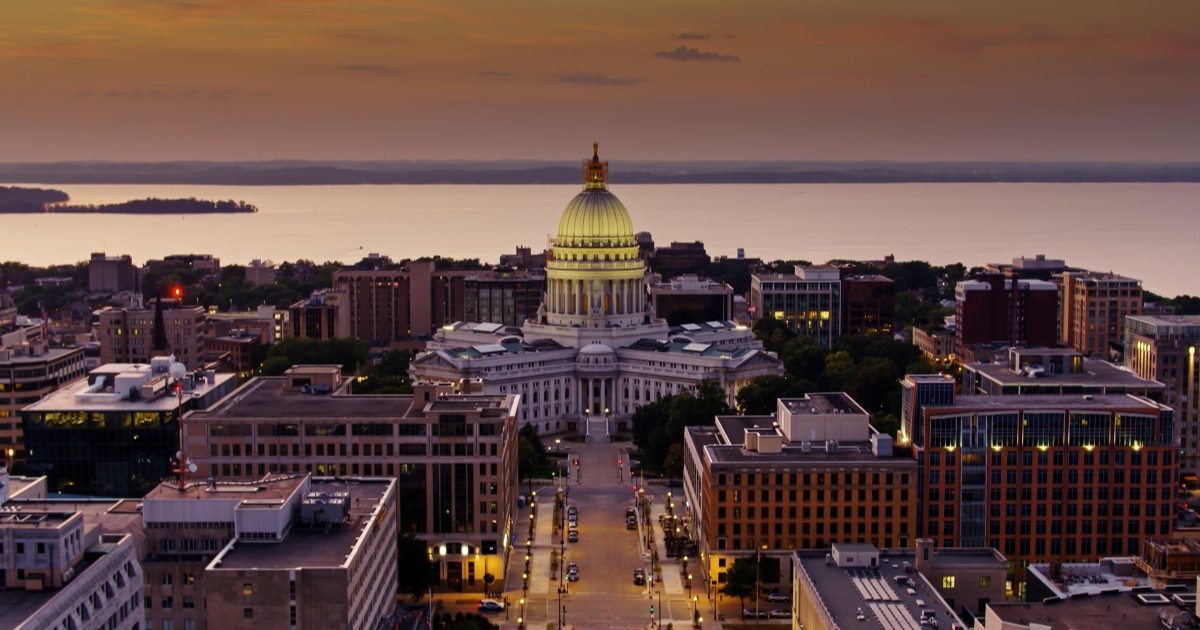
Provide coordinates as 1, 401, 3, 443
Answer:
463, 268, 546, 327
205, 304, 286, 344
651, 241, 709, 278
140, 474, 396, 630
289, 288, 351, 340
96, 299, 206, 368
985, 255, 1079, 281
648, 274, 733, 326
1059, 271, 1143, 358
0, 343, 86, 468
901, 375, 1177, 576
183, 371, 517, 592
20, 358, 237, 496
410, 147, 781, 434
792, 544, 967, 630
913, 327, 956, 365
333, 262, 471, 345
750, 266, 842, 349
684, 394, 916, 591
244, 259, 276, 286
88, 252, 139, 293
1125, 315, 1200, 473
841, 274, 895, 337
962, 346, 1164, 399
0, 467, 144, 630
955, 273, 1058, 353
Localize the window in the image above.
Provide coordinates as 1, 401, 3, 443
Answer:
942, 576, 956, 589
243, 583, 253, 596
244, 608, 254, 619
979, 575, 991, 587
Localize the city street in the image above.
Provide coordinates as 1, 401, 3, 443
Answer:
459, 434, 786, 630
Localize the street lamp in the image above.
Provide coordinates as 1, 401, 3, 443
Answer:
756, 544, 767, 625
692, 595, 699, 628
519, 598, 526, 629
555, 437, 561, 453
656, 590, 662, 628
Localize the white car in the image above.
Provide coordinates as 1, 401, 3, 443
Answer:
478, 599, 505, 612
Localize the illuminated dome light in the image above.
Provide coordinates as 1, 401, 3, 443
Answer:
554, 142, 636, 249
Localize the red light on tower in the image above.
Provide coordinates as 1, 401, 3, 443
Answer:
172, 286, 182, 298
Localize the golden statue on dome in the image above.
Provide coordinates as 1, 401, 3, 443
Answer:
583, 142, 608, 188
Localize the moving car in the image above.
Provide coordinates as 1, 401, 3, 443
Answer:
742, 608, 768, 619
633, 567, 646, 585
770, 608, 791, 619
567, 562, 579, 581
766, 592, 791, 603
478, 599, 506, 612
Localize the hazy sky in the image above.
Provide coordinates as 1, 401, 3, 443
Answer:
3, 1, 1200, 161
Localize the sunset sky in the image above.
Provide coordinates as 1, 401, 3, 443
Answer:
3, 1, 1199, 161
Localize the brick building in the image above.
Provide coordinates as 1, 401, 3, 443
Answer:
684, 394, 916, 591
182, 372, 518, 592
333, 262, 472, 345
901, 374, 1177, 577
1125, 315, 1200, 473
1059, 271, 1143, 358
954, 273, 1058, 353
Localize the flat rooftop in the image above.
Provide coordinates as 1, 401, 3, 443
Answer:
144, 474, 308, 502
1128, 314, 1200, 331
796, 551, 962, 630
190, 377, 414, 419
694, 419, 909, 467
26, 368, 235, 413
987, 594, 1164, 629
966, 360, 1163, 389
941, 393, 1166, 412
781, 393, 864, 416
213, 479, 391, 570
927, 548, 1008, 569
1028, 558, 1153, 598
0, 347, 82, 365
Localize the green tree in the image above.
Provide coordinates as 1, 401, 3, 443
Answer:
720, 556, 759, 610
397, 533, 437, 601
822, 350, 855, 390
736, 375, 789, 414
518, 423, 550, 484
662, 443, 685, 478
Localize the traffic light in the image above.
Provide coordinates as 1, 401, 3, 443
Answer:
573, 458, 579, 466
650, 605, 655, 614
618, 457, 622, 465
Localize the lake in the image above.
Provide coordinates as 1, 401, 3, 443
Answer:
3, 182, 1197, 296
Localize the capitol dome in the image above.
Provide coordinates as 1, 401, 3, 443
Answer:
554, 143, 635, 248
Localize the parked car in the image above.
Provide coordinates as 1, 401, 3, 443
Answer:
766, 592, 791, 603
633, 567, 646, 585
478, 599, 506, 612
568, 530, 579, 543
742, 608, 768, 619
567, 562, 579, 581
770, 608, 791, 619
568, 506, 578, 517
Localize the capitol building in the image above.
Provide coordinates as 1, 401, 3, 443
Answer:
410, 145, 783, 435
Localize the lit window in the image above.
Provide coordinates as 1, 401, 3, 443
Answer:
979, 576, 991, 587
942, 576, 956, 589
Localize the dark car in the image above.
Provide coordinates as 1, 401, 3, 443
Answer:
568, 530, 579, 543
633, 567, 646, 585
742, 608, 768, 619
567, 562, 579, 581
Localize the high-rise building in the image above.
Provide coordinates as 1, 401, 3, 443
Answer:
0, 343, 87, 467
901, 375, 1176, 574
20, 358, 237, 496
651, 241, 709, 277
840, 274, 895, 336
140, 474, 397, 630
962, 346, 1164, 399
333, 262, 471, 345
244, 259, 276, 286
183, 371, 518, 592
289, 288, 351, 340
96, 299, 206, 368
88, 252, 139, 293
1059, 271, 1143, 358
463, 267, 546, 326
648, 274, 733, 325
750, 266, 842, 349
1125, 315, 1200, 473
954, 273, 1058, 353
684, 394, 916, 589
0, 467, 144, 630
